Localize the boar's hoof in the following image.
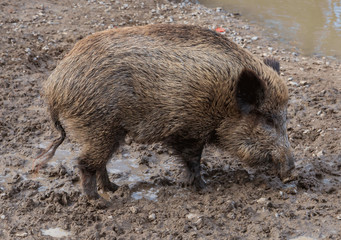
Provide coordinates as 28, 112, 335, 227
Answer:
182, 172, 206, 190
99, 181, 119, 193
96, 167, 119, 193
85, 191, 101, 200
193, 176, 207, 190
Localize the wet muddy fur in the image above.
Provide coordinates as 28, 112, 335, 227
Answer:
39, 24, 293, 199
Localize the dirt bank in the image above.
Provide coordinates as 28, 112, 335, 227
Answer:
0, 0, 340, 239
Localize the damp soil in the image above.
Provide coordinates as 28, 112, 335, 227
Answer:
0, 0, 340, 239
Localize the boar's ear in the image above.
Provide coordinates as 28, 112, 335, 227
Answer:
236, 69, 265, 113
263, 57, 280, 74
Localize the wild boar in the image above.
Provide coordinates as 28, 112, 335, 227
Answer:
37, 24, 294, 199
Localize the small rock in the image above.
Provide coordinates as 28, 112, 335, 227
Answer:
148, 213, 156, 221
268, 47, 273, 51
256, 197, 267, 204
0, 215, 5, 219
186, 213, 202, 225
336, 214, 341, 220
325, 186, 336, 194
15, 232, 28, 238
186, 213, 201, 221
121, 3, 129, 9
288, 81, 299, 86
251, 36, 258, 41
129, 206, 138, 214
317, 150, 324, 158
284, 185, 297, 195
300, 81, 308, 86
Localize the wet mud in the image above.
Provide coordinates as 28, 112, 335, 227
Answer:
0, 0, 340, 239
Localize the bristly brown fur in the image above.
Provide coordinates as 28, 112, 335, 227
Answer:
41, 24, 294, 199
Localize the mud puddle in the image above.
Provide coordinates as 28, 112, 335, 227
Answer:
31, 142, 169, 202
41, 227, 72, 238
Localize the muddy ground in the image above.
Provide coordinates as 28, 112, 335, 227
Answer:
0, 0, 340, 239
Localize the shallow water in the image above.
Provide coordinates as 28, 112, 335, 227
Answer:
35, 143, 159, 200
41, 227, 71, 238
131, 188, 159, 201
200, 0, 341, 58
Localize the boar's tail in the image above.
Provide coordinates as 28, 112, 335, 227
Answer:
34, 111, 66, 171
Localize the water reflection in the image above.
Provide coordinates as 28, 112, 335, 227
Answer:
200, 0, 341, 58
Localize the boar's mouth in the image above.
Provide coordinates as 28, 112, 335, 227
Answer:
268, 153, 295, 181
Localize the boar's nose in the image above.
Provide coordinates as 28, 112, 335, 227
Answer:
279, 153, 295, 182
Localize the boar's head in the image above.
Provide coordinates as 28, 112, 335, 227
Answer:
217, 59, 295, 180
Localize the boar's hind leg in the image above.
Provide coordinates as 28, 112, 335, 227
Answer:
77, 159, 99, 199
77, 135, 122, 199
166, 138, 205, 190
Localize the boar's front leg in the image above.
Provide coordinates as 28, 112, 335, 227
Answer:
166, 137, 206, 190
96, 166, 119, 192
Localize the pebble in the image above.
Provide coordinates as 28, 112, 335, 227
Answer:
0, 215, 5, 219
216, 7, 223, 12
15, 232, 28, 237
186, 213, 202, 224
283, 185, 297, 195
121, 4, 129, 9
317, 150, 324, 158
337, 214, 341, 220
288, 81, 299, 86
256, 197, 267, 204
251, 36, 258, 41
129, 206, 138, 214
148, 213, 156, 221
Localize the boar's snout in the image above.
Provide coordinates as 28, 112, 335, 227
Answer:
278, 151, 295, 182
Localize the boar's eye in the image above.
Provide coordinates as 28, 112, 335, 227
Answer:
265, 116, 275, 127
